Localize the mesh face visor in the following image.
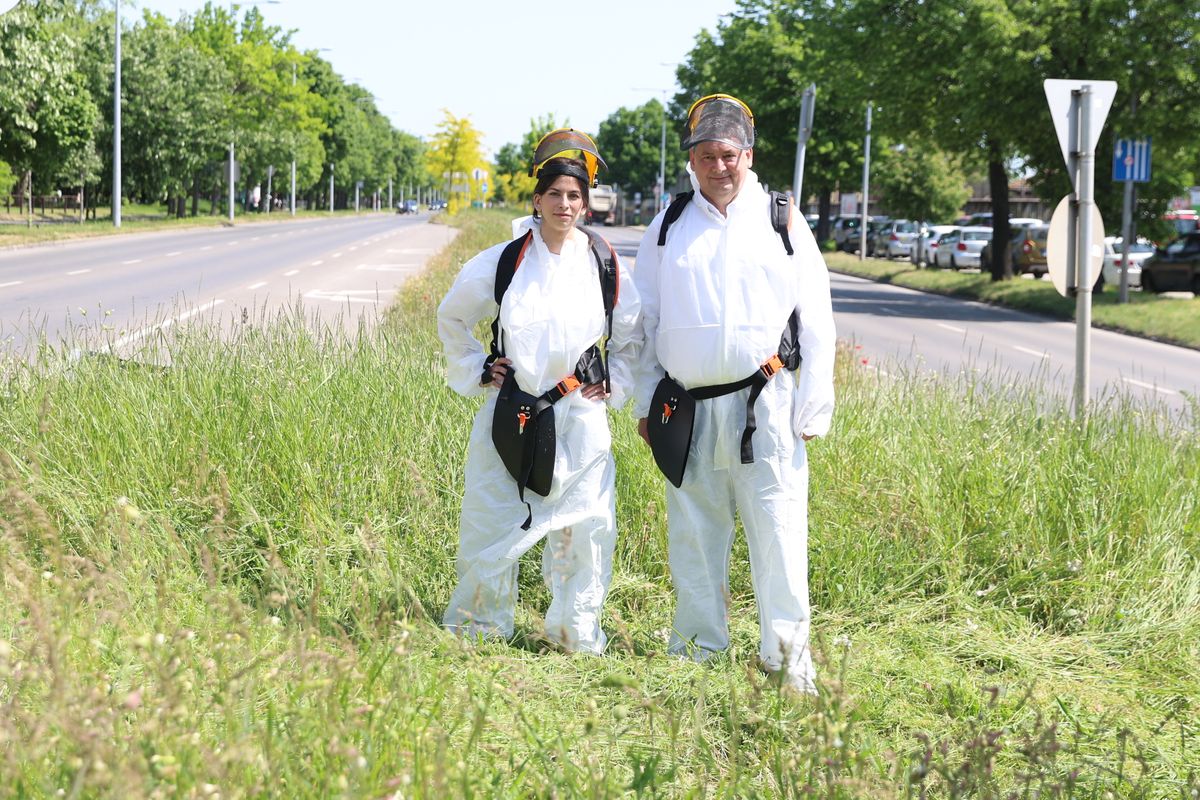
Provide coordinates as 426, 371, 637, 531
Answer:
529, 128, 606, 186
681, 94, 756, 150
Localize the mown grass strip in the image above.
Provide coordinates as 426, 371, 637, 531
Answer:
0, 209, 1197, 797
826, 251, 1200, 349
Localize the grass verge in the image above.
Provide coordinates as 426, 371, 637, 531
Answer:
1, 209, 1197, 797
826, 251, 1200, 350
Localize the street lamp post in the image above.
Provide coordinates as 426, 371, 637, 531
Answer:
328, 163, 334, 213
113, 0, 121, 227
634, 85, 671, 215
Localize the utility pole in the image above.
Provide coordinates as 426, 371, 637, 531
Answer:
113, 0, 122, 227
792, 84, 816, 209
228, 142, 235, 223
290, 62, 296, 215
859, 103, 873, 261
328, 163, 334, 213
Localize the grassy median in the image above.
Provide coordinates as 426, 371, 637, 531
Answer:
1, 209, 1197, 797
826, 251, 1200, 350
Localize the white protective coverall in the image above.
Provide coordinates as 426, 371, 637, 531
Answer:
437, 217, 641, 653
633, 167, 836, 689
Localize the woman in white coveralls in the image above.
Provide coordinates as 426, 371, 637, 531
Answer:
437, 130, 641, 653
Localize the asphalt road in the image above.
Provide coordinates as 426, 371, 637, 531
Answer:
599, 223, 1199, 420
0, 213, 455, 359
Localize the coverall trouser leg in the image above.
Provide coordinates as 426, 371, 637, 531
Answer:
666, 423, 815, 690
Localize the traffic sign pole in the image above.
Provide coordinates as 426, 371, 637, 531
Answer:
1074, 86, 1094, 419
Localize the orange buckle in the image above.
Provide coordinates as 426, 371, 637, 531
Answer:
760, 354, 785, 378
556, 375, 582, 396
517, 411, 529, 434
661, 401, 674, 424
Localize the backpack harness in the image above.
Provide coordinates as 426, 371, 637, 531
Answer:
654, 189, 801, 466
485, 226, 620, 529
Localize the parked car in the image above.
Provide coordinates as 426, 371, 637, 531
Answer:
935, 226, 991, 270
1011, 224, 1050, 276
874, 219, 921, 259
1141, 232, 1200, 294
864, 216, 892, 256
833, 216, 861, 251
1097, 236, 1154, 290
920, 225, 959, 265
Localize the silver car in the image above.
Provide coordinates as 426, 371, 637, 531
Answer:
920, 225, 960, 265
935, 225, 992, 270
1099, 236, 1154, 290
876, 219, 921, 259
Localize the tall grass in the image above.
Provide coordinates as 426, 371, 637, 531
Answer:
1, 209, 1197, 797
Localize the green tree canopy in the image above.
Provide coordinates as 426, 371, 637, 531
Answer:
595, 99, 685, 200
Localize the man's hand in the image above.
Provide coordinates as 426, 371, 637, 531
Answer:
637, 417, 650, 446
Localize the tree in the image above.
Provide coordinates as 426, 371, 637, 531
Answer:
426, 110, 486, 214
595, 100, 685, 202
675, 1, 865, 242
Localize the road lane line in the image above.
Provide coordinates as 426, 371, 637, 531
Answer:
67, 269, 91, 276
1122, 377, 1178, 395
166, 251, 182, 257
200, 245, 212, 251
247, 281, 268, 290
0, 280, 22, 288
332, 252, 343, 258
123, 259, 142, 264
878, 307, 898, 315
1013, 345, 1050, 358
112, 299, 226, 348
283, 269, 299, 276
310, 260, 324, 266
936, 323, 966, 333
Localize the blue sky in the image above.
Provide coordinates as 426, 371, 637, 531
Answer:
134, 0, 741, 157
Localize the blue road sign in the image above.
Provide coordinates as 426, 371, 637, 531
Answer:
1113, 137, 1151, 183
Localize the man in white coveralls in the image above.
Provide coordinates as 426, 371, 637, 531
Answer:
633, 94, 836, 692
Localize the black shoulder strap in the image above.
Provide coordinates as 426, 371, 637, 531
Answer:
657, 190, 695, 246
768, 190, 794, 256
487, 230, 534, 364
583, 226, 619, 394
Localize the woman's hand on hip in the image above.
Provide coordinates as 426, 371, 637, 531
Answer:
483, 357, 512, 388
581, 382, 609, 402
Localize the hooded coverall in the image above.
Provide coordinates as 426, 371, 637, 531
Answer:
438, 218, 641, 653
633, 167, 836, 689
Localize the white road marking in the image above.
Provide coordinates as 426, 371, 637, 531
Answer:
67, 269, 91, 276
250, 236, 261, 241
166, 251, 182, 257
355, 263, 416, 272
310, 260, 324, 266
1013, 345, 1050, 358
123, 259, 142, 264
304, 289, 394, 304
283, 269, 299, 276
349, 246, 358, 251
936, 323, 967, 333
332, 252, 343, 258
878, 306, 898, 315
112, 299, 226, 348
0, 280, 22, 288
227, 241, 240, 246
200, 245, 212, 251
270, 233, 279, 238
389, 248, 434, 254
247, 281, 268, 290
1122, 377, 1178, 395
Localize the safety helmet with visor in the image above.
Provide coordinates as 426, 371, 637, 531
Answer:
529, 128, 607, 188
681, 93, 756, 151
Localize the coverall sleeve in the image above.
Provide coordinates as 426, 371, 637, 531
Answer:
631, 216, 666, 419
604, 257, 643, 411
789, 216, 838, 438
436, 244, 504, 397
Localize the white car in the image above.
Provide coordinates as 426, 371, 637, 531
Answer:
920, 225, 960, 266
935, 226, 992, 270
1099, 236, 1155, 290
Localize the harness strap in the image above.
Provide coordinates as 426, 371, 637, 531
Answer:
683, 353, 787, 464
511, 368, 587, 530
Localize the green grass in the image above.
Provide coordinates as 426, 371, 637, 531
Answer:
827, 252, 1200, 349
0, 204, 391, 247
1, 209, 1198, 797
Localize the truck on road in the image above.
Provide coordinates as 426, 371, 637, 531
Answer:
588, 184, 618, 226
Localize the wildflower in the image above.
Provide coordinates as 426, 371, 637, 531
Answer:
1067, 559, 1082, 573
124, 690, 142, 710
655, 628, 670, 644
833, 634, 851, 650
965, 618, 980, 633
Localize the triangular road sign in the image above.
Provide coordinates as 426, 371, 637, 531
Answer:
1044, 79, 1117, 178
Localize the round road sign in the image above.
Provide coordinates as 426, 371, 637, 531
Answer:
1046, 195, 1105, 298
